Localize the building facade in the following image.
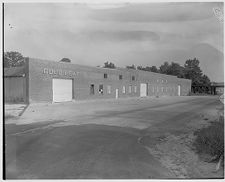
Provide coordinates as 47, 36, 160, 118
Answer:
4, 58, 192, 103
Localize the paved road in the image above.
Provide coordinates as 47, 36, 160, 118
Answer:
5, 96, 221, 179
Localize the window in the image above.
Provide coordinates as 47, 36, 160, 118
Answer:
132, 76, 135, 81
107, 85, 111, 94
90, 84, 94, 95
134, 86, 137, 93
129, 85, 132, 93
165, 80, 167, 83
157, 86, 159, 92
122, 86, 126, 93
99, 84, 103, 94
161, 87, 163, 92
104, 73, 107, 79
152, 86, 154, 93
157, 79, 159, 83
162, 80, 164, 83
119, 75, 123, 80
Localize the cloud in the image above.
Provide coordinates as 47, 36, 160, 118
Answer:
78, 30, 160, 42
89, 2, 223, 22
4, 3, 223, 82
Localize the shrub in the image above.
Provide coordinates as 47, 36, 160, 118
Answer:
193, 119, 224, 159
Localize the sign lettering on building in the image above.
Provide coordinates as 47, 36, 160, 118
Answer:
43, 68, 78, 77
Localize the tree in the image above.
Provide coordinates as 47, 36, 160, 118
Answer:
126, 64, 136, 70
159, 62, 170, 74
137, 66, 158, 73
4, 51, 25, 68
104, 61, 116, 69
168, 62, 185, 78
200, 74, 211, 85
60, 58, 71, 63
184, 58, 203, 85
137, 66, 144, 70
158, 61, 185, 78
149, 66, 158, 73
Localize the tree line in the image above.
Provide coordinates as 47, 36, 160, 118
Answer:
103, 58, 211, 88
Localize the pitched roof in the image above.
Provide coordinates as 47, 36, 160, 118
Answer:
4, 66, 26, 77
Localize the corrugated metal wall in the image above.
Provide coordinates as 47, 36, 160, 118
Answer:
4, 77, 26, 103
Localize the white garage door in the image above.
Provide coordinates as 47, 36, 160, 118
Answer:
53, 79, 73, 102
140, 83, 147, 97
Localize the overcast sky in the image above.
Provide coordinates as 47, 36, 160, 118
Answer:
4, 2, 224, 81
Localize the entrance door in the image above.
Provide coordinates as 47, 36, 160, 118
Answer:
178, 85, 181, 96
115, 89, 119, 99
140, 83, 147, 97
53, 79, 73, 102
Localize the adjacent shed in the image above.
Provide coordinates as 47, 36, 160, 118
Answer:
4, 66, 28, 103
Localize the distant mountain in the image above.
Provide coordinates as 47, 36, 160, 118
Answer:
187, 43, 223, 82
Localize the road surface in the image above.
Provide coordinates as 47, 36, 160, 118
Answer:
5, 96, 221, 179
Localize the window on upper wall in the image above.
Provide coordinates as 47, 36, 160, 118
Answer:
99, 84, 103, 94
129, 85, 132, 93
122, 86, 126, 93
132, 76, 135, 81
107, 85, 111, 94
119, 75, 123, 80
104, 73, 107, 79
90, 84, 95, 95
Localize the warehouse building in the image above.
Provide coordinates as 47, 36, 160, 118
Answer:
4, 58, 192, 103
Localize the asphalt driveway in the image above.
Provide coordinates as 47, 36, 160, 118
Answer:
4, 96, 222, 179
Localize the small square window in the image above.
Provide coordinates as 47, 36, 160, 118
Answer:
132, 76, 135, 81
119, 75, 123, 80
104, 73, 107, 79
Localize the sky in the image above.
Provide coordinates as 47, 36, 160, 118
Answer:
4, 2, 224, 82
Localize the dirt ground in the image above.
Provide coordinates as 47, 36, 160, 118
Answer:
141, 105, 224, 178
